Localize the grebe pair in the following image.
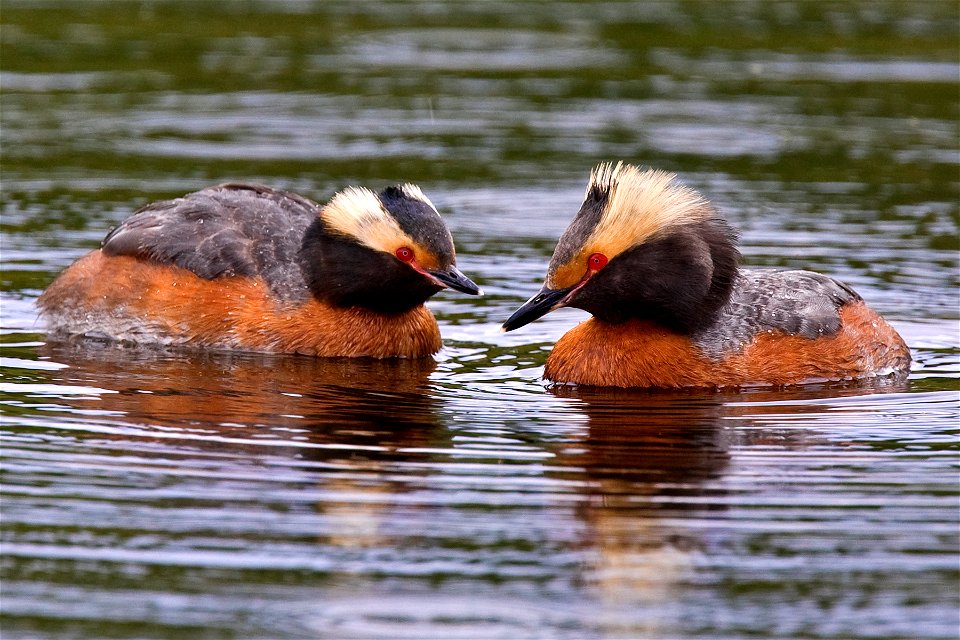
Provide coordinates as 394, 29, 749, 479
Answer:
39, 163, 910, 388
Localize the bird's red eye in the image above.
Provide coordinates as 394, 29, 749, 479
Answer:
588, 252, 608, 270
395, 247, 415, 262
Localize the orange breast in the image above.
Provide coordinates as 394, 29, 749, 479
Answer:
544, 302, 911, 388
38, 251, 442, 358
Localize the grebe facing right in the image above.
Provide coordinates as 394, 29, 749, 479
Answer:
502, 162, 910, 388
39, 182, 481, 358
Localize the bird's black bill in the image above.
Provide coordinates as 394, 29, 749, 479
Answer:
428, 265, 482, 295
502, 285, 572, 332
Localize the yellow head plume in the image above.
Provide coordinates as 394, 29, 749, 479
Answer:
547, 162, 715, 289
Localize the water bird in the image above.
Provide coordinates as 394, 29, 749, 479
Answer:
39, 182, 481, 358
502, 162, 911, 388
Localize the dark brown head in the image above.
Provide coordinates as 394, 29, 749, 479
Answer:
300, 184, 481, 314
503, 162, 739, 334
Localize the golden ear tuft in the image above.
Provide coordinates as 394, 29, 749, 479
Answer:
546, 163, 715, 289
584, 162, 713, 258
320, 187, 413, 254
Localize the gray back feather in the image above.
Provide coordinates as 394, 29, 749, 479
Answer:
693, 269, 861, 360
101, 183, 319, 302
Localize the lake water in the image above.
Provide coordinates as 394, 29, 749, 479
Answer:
1, 1, 958, 638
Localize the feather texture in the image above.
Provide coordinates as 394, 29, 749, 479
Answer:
102, 183, 318, 302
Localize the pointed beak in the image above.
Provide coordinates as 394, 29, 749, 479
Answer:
426, 265, 483, 296
502, 284, 574, 332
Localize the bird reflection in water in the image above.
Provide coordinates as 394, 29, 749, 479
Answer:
38, 341, 443, 551
547, 385, 731, 636
545, 375, 907, 637
40, 342, 438, 437
32, 343, 911, 635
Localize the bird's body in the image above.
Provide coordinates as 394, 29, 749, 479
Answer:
39, 182, 480, 358
544, 270, 909, 387
504, 163, 910, 388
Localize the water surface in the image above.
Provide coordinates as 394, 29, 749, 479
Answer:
2, 1, 958, 638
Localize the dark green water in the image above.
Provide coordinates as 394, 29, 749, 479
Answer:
1, 1, 958, 638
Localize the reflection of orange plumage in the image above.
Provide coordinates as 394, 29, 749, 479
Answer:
39, 183, 480, 358
39, 341, 440, 441
504, 163, 911, 388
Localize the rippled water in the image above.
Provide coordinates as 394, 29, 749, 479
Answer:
2, 1, 958, 638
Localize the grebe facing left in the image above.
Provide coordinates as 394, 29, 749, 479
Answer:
502, 162, 910, 388
39, 182, 481, 358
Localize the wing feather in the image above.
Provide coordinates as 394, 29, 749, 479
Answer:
694, 269, 863, 359
101, 183, 319, 301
